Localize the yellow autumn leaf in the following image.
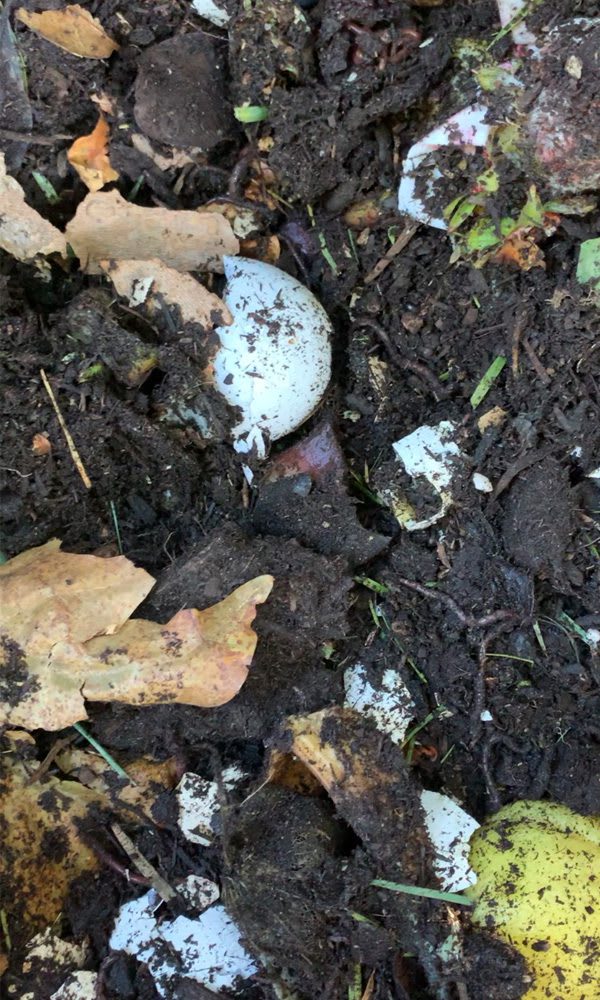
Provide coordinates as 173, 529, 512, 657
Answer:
0, 734, 103, 951
16, 4, 119, 59
67, 114, 119, 192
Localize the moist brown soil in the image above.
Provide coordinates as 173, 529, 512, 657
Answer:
1, 1, 600, 998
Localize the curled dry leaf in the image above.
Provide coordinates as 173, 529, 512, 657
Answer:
102, 258, 233, 329
65, 189, 239, 273
67, 114, 119, 192
0, 540, 272, 730
0, 153, 66, 260
16, 4, 119, 59
0, 734, 102, 951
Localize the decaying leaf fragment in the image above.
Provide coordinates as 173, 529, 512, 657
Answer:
56, 747, 180, 823
102, 258, 233, 329
0, 153, 67, 260
65, 189, 239, 273
0, 540, 272, 730
269, 707, 430, 877
0, 733, 102, 952
16, 5, 119, 59
67, 114, 119, 192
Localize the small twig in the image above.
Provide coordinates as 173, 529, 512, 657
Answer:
393, 576, 516, 630
492, 448, 549, 500
110, 822, 177, 903
0, 127, 73, 145
521, 335, 551, 384
364, 222, 419, 284
355, 317, 448, 400
511, 307, 529, 376
40, 369, 92, 489
469, 620, 516, 746
24, 734, 75, 786
89, 839, 152, 886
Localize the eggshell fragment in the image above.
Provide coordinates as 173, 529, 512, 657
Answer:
382, 420, 465, 530
420, 790, 480, 892
344, 663, 415, 746
213, 257, 332, 456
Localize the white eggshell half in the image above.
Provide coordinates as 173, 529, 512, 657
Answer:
213, 257, 332, 456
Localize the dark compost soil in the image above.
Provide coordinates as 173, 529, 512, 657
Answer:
1, 0, 600, 998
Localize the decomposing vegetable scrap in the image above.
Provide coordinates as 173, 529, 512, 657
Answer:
467, 800, 600, 999
0, 539, 272, 730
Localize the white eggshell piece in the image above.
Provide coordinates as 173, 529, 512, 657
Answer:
496, 0, 537, 45
110, 876, 254, 996
398, 105, 491, 229
192, 0, 230, 27
390, 420, 463, 530
213, 257, 332, 456
420, 790, 480, 892
177, 766, 245, 846
344, 663, 415, 746
472, 472, 493, 493
51, 972, 99, 1000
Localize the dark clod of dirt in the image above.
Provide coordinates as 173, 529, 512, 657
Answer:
501, 455, 573, 584
134, 33, 236, 152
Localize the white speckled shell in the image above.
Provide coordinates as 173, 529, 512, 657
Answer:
213, 257, 332, 456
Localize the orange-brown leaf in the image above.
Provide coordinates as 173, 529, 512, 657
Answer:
83, 575, 274, 709
67, 114, 119, 192
0, 541, 272, 730
16, 5, 119, 59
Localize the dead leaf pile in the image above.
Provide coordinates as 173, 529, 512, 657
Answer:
0, 539, 273, 731
16, 4, 119, 59
67, 113, 119, 192
102, 258, 233, 328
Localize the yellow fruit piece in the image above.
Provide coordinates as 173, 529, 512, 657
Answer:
466, 800, 600, 999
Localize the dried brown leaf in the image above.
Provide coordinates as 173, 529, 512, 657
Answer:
102, 258, 233, 328
16, 5, 119, 59
67, 114, 119, 192
0, 153, 66, 260
57, 747, 180, 822
65, 189, 239, 274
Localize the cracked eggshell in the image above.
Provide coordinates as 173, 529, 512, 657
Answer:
212, 257, 332, 457
382, 420, 465, 530
420, 790, 480, 892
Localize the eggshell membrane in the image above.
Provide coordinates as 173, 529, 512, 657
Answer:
213, 257, 332, 455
